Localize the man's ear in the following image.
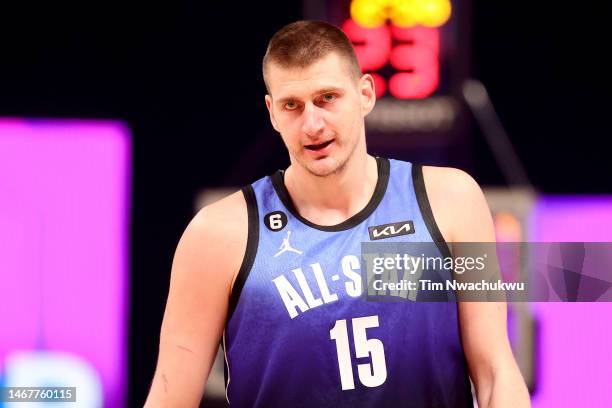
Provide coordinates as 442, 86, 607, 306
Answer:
359, 73, 376, 116
265, 94, 280, 132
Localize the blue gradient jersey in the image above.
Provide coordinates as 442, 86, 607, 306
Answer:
223, 157, 474, 407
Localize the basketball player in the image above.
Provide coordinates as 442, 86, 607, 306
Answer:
144, 21, 530, 407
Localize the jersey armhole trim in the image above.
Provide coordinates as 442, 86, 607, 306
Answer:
412, 164, 453, 259
227, 184, 259, 322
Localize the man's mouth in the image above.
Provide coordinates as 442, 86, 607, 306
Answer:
304, 139, 334, 151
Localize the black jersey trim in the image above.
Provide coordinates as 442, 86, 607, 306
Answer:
412, 164, 453, 259
226, 185, 259, 322
414, 164, 474, 405
270, 156, 390, 232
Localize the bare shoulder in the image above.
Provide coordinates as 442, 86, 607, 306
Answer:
190, 189, 248, 246
144, 190, 248, 407
420, 165, 493, 243
178, 189, 248, 290
421, 166, 482, 202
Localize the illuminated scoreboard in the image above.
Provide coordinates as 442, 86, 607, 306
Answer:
304, 0, 471, 162
345, 0, 451, 99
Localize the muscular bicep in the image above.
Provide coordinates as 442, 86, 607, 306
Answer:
155, 220, 230, 401
444, 170, 518, 397
423, 166, 516, 390
145, 192, 247, 407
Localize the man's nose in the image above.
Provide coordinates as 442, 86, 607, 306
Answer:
301, 103, 325, 138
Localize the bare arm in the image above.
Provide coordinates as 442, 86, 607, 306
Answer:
423, 166, 530, 408
144, 191, 247, 407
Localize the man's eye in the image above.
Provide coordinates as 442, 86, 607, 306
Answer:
322, 94, 336, 102
285, 102, 297, 110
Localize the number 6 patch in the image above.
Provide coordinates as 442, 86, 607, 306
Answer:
264, 211, 288, 231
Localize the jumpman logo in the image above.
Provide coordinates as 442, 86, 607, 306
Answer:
274, 230, 302, 257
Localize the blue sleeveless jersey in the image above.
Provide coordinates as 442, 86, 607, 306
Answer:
223, 157, 473, 407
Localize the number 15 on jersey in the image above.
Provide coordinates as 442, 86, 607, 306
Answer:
329, 315, 388, 390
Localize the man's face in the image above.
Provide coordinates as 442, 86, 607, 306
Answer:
265, 52, 375, 177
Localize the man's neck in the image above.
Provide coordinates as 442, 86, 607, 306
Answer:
283, 151, 378, 226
